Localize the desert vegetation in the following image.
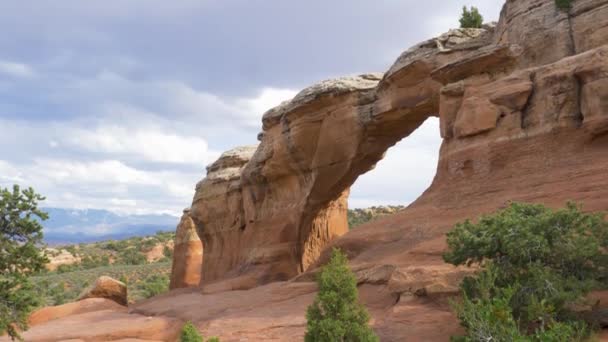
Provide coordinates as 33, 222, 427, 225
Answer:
33, 231, 175, 305
33, 262, 172, 305
180, 321, 220, 342
31, 205, 396, 309
444, 202, 608, 341
348, 205, 404, 228
459, 6, 483, 29
305, 248, 378, 342
0, 185, 49, 340
555, 0, 573, 10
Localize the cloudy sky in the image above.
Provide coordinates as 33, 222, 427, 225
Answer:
0, 0, 502, 217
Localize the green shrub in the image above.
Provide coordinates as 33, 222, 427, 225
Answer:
555, 0, 573, 10
305, 249, 378, 342
118, 247, 147, 265
138, 274, 169, 299
163, 245, 173, 259
449, 264, 590, 342
444, 202, 608, 340
63, 245, 77, 256
81, 255, 110, 269
459, 6, 483, 29
155, 230, 174, 242
49, 282, 68, 306
181, 322, 203, 342
140, 238, 157, 252
348, 210, 374, 228
56, 263, 79, 273
102, 241, 120, 251
179, 322, 219, 342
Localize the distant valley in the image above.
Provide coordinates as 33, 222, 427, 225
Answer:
40, 206, 404, 244
41, 208, 179, 244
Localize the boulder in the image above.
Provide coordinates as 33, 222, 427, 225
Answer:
78, 276, 127, 306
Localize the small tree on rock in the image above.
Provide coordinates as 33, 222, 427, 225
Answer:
555, 0, 573, 10
459, 6, 483, 29
305, 248, 378, 342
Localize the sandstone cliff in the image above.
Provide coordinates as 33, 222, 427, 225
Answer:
10, 0, 608, 340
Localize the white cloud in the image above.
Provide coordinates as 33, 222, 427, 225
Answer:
0, 157, 201, 215
0, 74, 300, 217
0, 60, 35, 78
160, 80, 238, 118
66, 123, 214, 165
349, 118, 441, 208
36, 159, 156, 185
0, 92, 441, 217
58, 71, 296, 131
0, 160, 26, 184
236, 88, 298, 126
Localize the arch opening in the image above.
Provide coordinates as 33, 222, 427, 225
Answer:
348, 117, 441, 219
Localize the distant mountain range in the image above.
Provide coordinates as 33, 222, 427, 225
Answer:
41, 207, 179, 245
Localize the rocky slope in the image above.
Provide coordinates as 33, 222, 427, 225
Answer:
44, 248, 81, 271
8, 0, 608, 340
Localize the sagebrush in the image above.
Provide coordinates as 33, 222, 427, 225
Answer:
181, 322, 203, 342
180, 322, 219, 342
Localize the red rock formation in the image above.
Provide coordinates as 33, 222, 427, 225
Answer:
167, 0, 608, 291
4, 297, 180, 342
182, 29, 499, 285
187, 145, 258, 284
29, 0, 608, 340
44, 248, 80, 271
145, 240, 173, 263
28, 298, 126, 326
78, 276, 128, 306
169, 209, 202, 289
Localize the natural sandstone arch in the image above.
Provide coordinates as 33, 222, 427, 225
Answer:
173, 0, 608, 288
18, 1, 608, 340
184, 28, 500, 286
